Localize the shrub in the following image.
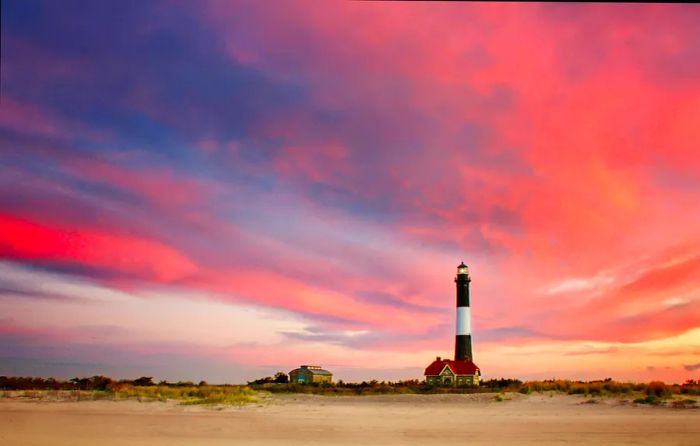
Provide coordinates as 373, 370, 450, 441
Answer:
132, 377, 155, 386
646, 381, 672, 399
569, 385, 586, 395
671, 399, 697, 408
248, 372, 290, 385
634, 395, 660, 405
518, 386, 532, 395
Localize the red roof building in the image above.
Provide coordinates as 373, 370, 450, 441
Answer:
424, 357, 480, 386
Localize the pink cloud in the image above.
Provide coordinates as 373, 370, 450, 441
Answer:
0, 213, 198, 283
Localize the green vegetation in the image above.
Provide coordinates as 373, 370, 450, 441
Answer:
671, 399, 698, 408
1, 376, 698, 407
634, 395, 661, 405
508, 378, 700, 399
0, 376, 256, 405
110, 383, 257, 405
247, 372, 289, 385
249, 377, 700, 401
518, 386, 532, 395
249, 379, 485, 395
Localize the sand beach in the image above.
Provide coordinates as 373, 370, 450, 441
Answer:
1, 393, 698, 445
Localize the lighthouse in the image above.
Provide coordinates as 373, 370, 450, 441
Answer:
423, 262, 480, 386
454, 261, 472, 361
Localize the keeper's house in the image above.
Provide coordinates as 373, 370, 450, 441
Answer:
424, 356, 480, 386
289, 365, 333, 384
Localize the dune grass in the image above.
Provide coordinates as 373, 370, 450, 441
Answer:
112, 384, 258, 405
1, 385, 258, 406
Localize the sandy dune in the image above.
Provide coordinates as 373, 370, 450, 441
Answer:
1, 393, 698, 445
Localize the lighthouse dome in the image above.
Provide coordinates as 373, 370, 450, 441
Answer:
457, 262, 469, 275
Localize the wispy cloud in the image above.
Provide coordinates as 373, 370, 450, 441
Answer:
544, 275, 614, 295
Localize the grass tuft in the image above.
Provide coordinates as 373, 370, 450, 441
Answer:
670, 399, 697, 409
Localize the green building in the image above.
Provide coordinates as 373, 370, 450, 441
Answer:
288, 365, 333, 384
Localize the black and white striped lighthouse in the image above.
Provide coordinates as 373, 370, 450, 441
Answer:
454, 261, 472, 361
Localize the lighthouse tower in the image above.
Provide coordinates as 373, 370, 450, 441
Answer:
454, 261, 472, 361
423, 262, 480, 386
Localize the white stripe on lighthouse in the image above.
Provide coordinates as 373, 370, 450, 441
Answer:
456, 307, 471, 335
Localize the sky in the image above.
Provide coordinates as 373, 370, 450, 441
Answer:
1, 1, 699, 384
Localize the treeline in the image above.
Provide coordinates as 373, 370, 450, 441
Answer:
247, 372, 289, 385
2, 375, 698, 398
0, 376, 209, 391
249, 377, 700, 397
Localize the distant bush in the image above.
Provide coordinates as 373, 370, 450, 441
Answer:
670, 399, 697, 408
247, 372, 289, 385
132, 377, 155, 386
646, 381, 672, 399
634, 395, 661, 405
481, 378, 522, 391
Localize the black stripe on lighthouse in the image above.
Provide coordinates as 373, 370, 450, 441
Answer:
454, 262, 472, 361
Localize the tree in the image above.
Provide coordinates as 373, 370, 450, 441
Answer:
70, 377, 91, 390
248, 372, 289, 385
90, 375, 112, 391
273, 372, 289, 384
132, 376, 155, 386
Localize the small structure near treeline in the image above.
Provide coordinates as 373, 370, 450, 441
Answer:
288, 365, 333, 384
